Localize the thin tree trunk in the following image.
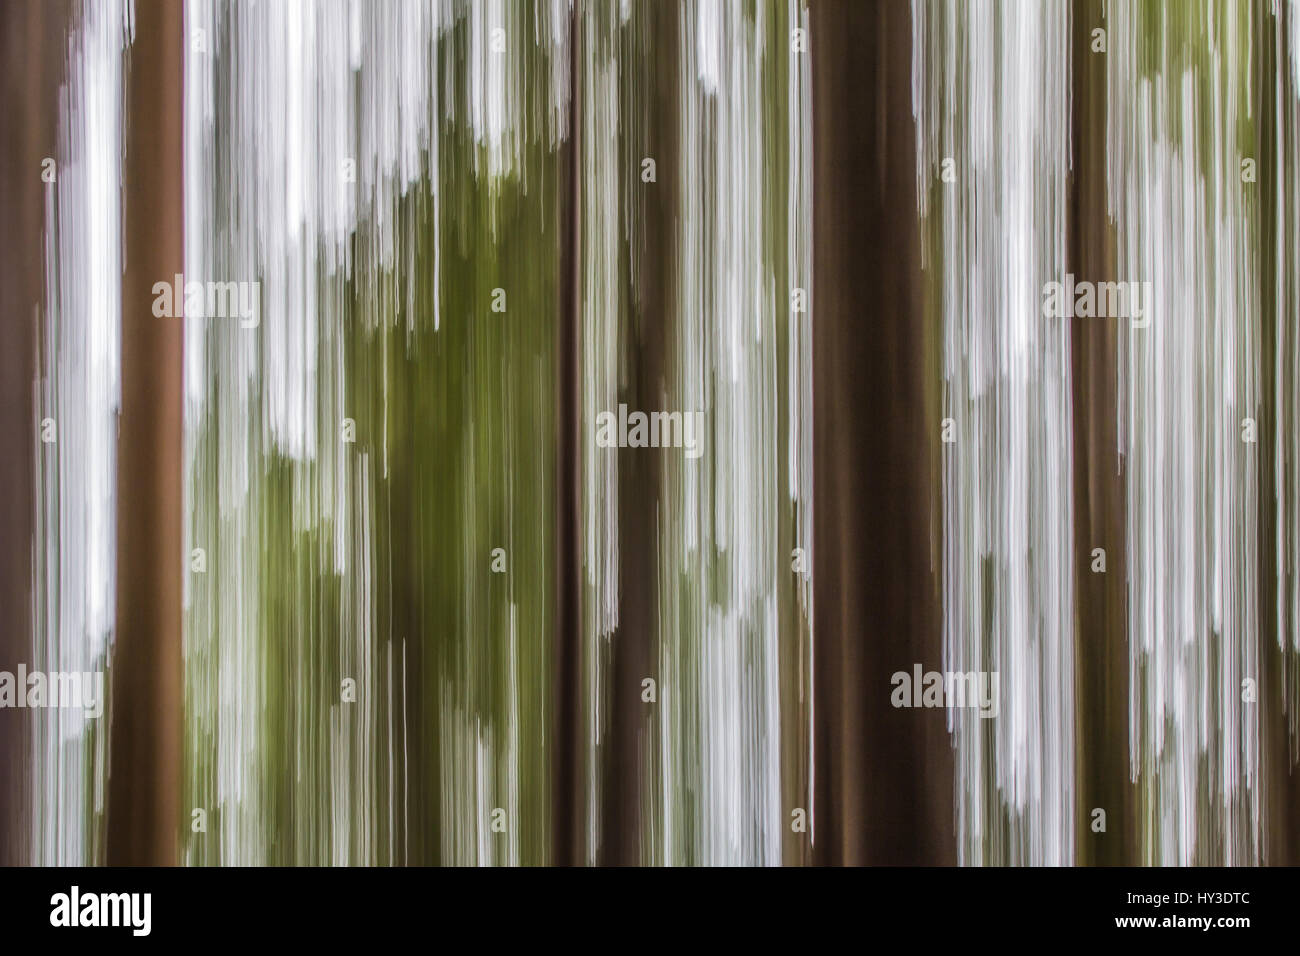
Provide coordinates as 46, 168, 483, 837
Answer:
554, 0, 581, 867
1256, 0, 1300, 867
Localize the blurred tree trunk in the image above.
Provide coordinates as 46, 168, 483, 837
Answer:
1256, 0, 1300, 866
0, 0, 68, 868
554, 1, 580, 868
811, 0, 956, 865
594, 0, 678, 866
1069, 0, 1135, 866
107, 0, 183, 866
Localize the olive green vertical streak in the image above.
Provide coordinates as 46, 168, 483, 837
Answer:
341, 15, 562, 864
180, 366, 218, 864
186, 8, 564, 865
186, 399, 269, 865
258, 455, 345, 864
759, 0, 813, 867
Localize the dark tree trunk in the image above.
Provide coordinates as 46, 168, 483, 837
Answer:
1069, 0, 1135, 866
810, 0, 956, 865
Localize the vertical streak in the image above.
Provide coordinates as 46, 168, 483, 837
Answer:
555, 0, 580, 869
813, 0, 955, 865
0, 0, 69, 868
36, 0, 126, 866
1256, 0, 1300, 865
185, 0, 567, 865
1071, 0, 1133, 866
783, 0, 815, 865
576, 1, 810, 865
601, 0, 674, 865
1108, 0, 1263, 864
109, 0, 184, 866
912, 0, 1076, 865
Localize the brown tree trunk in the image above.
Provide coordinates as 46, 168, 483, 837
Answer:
107, 0, 184, 867
595, 0, 679, 866
0, 0, 69, 867
1256, 0, 1300, 867
810, 0, 956, 865
1069, 0, 1135, 866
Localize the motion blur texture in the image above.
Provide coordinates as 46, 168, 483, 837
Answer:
1, 0, 1298, 866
